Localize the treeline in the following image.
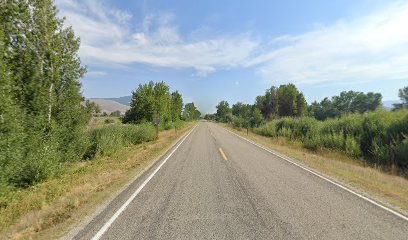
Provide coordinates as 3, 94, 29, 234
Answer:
0, 1, 163, 200
211, 84, 408, 171
309, 91, 382, 120
254, 112, 408, 170
0, 0, 94, 191
123, 81, 201, 127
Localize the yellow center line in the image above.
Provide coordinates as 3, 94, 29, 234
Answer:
218, 147, 228, 161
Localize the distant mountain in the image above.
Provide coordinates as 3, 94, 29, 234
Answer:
382, 100, 400, 110
93, 96, 132, 106
88, 99, 130, 114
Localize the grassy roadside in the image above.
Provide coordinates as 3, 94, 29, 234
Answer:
221, 124, 408, 214
0, 122, 195, 240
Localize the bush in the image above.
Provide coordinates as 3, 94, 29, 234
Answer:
253, 110, 408, 168
84, 123, 156, 159
231, 116, 244, 129
104, 118, 115, 124
253, 121, 277, 137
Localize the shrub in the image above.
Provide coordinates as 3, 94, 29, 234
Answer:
254, 121, 277, 137
231, 116, 244, 129
84, 123, 157, 159
104, 118, 115, 124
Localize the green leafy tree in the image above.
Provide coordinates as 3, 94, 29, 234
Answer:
0, 29, 25, 172
171, 91, 183, 121
153, 81, 171, 122
216, 100, 231, 122
0, 0, 89, 187
277, 84, 298, 117
84, 100, 101, 116
393, 86, 408, 110
309, 98, 338, 121
333, 91, 382, 114
296, 93, 307, 117
183, 102, 200, 121
252, 108, 263, 127
124, 81, 155, 123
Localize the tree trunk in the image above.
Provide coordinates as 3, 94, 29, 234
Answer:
48, 82, 53, 126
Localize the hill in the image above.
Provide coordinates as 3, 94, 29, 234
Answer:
93, 96, 132, 106
89, 99, 130, 114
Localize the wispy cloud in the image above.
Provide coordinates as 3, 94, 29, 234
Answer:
57, 0, 408, 83
57, 0, 259, 76
248, 2, 408, 85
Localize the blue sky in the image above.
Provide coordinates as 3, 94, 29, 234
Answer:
57, 0, 408, 113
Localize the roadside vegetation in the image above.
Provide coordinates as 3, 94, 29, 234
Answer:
0, 1, 200, 238
211, 84, 408, 176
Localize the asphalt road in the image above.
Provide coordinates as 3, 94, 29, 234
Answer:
72, 122, 408, 240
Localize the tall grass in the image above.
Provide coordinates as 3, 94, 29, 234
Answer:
0, 123, 157, 207
253, 110, 408, 170
84, 123, 157, 159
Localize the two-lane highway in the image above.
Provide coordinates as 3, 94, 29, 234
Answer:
72, 122, 408, 240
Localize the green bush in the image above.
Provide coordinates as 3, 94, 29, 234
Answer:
84, 123, 157, 159
253, 110, 408, 168
253, 121, 277, 137
231, 116, 244, 129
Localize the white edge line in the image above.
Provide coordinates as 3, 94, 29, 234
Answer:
223, 127, 408, 222
91, 126, 197, 240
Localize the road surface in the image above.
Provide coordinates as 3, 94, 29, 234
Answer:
72, 122, 408, 240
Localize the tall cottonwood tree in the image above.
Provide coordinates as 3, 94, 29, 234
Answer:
123, 81, 184, 124
0, 0, 88, 186
171, 91, 183, 121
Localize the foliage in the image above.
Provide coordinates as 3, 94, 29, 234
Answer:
123, 81, 193, 127
123, 81, 169, 124
183, 102, 201, 121
84, 124, 157, 159
84, 100, 101, 116
215, 100, 231, 122
310, 91, 382, 120
254, 110, 408, 169
171, 91, 183, 121
110, 110, 121, 117
393, 86, 408, 110
204, 114, 217, 121
0, 0, 90, 190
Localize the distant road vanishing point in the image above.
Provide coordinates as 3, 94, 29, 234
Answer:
71, 122, 408, 240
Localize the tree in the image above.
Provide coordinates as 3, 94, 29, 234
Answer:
171, 91, 183, 121
252, 108, 263, 127
232, 102, 252, 119
309, 98, 338, 121
183, 102, 200, 121
296, 93, 307, 117
123, 81, 172, 124
216, 100, 231, 122
204, 114, 216, 121
0, 29, 25, 170
0, 0, 89, 187
277, 84, 298, 117
393, 86, 408, 110
84, 100, 101, 116
110, 110, 121, 117
264, 87, 279, 118
332, 91, 382, 114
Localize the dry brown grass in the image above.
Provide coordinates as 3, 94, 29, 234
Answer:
223, 124, 408, 214
0, 123, 195, 240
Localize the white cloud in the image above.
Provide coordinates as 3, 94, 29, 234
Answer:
248, 2, 408, 85
57, 0, 408, 82
57, 0, 259, 76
